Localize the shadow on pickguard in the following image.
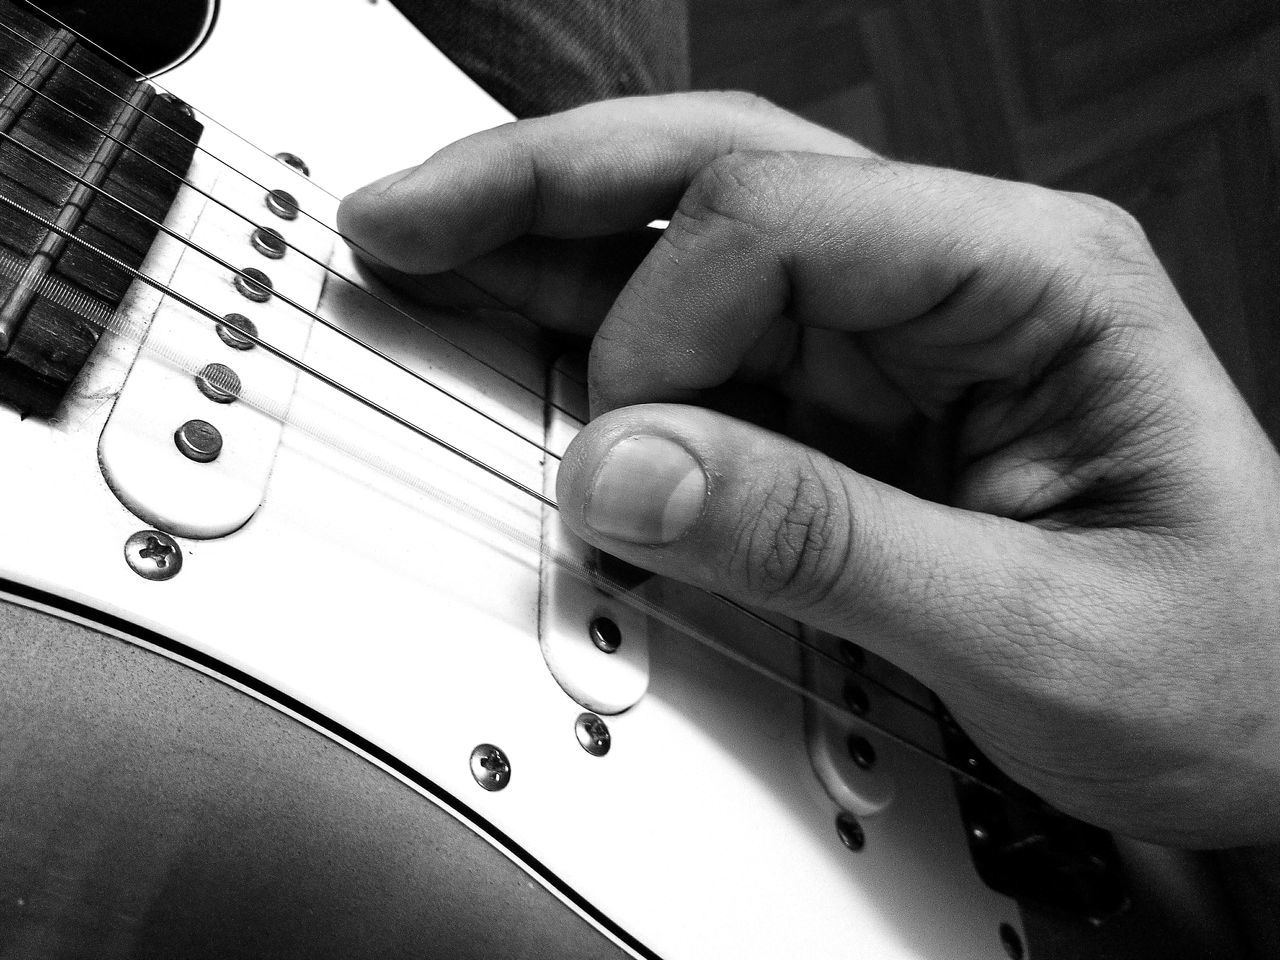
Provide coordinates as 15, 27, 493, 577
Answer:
30, 0, 217, 76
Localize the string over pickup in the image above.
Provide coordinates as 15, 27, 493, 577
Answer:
98, 167, 333, 539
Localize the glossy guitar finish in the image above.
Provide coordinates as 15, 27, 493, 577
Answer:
0, 2, 1027, 957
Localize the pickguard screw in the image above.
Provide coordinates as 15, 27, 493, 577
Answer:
195, 363, 242, 404
999, 923, 1024, 960
217, 313, 258, 351
589, 616, 621, 654
836, 812, 865, 852
124, 530, 182, 581
265, 188, 299, 221
251, 226, 288, 260
575, 713, 611, 756
847, 735, 877, 770
470, 744, 511, 791
174, 419, 223, 463
273, 152, 310, 177
234, 266, 273, 302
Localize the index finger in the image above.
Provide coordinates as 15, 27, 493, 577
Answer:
337, 92, 875, 273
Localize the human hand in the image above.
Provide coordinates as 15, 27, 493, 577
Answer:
339, 93, 1280, 846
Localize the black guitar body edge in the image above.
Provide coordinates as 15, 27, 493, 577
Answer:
26, 0, 218, 77
0, 591, 639, 960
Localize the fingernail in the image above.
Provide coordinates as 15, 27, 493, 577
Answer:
585, 436, 707, 545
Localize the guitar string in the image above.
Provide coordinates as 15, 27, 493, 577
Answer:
0, 24, 593, 418
0, 175, 944, 732
0, 8, 595, 397
0, 16, 962, 727
0, 6, 1031, 807
0, 8, 987, 750
0, 234, 1010, 798
0, 118, 565, 463
0, 65, 943, 724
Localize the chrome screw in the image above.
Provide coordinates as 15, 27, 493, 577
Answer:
470, 744, 511, 791
216, 313, 258, 351
575, 713, 611, 757
234, 267, 273, 302
589, 616, 621, 654
174, 419, 223, 463
195, 363, 242, 404
251, 226, 287, 260
273, 152, 310, 177
265, 188, 299, 221
124, 530, 183, 581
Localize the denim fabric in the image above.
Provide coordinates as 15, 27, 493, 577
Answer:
389, 0, 691, 117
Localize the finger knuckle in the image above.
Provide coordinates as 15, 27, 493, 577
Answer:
679, 151, 787, 235
733, 456, 852, 608
703, 89, 781, 116
1060, 191, 1156, 267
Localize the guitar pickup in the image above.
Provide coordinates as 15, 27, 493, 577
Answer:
98, 167, 332, 539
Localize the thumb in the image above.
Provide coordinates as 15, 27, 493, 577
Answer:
556, 404, 1057, 680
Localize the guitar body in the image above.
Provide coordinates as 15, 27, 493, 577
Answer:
0, 2, 1240, 957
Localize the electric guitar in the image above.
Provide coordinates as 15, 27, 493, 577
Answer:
0, 2, 1238, 957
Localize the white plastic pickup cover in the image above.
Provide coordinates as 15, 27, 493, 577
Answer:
99, 171, 332, 539
538, 359, 651, 715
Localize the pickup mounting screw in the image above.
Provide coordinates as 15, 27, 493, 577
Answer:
589, 616, 621, 654
124, 530, 182, 581
575, 713, 611, 756
470, 744, 511, 791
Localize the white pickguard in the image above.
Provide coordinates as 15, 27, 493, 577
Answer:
0, 1, 1023, 957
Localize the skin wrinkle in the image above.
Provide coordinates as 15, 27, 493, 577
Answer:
341, 93, 1280, 849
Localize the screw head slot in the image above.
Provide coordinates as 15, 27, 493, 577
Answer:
589, 616, 622, 654
575, 713, 612, 756
124, 530, 183, 581
470, 744, 511, 792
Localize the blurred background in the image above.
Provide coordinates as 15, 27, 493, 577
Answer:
689, 0, 1280, 440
